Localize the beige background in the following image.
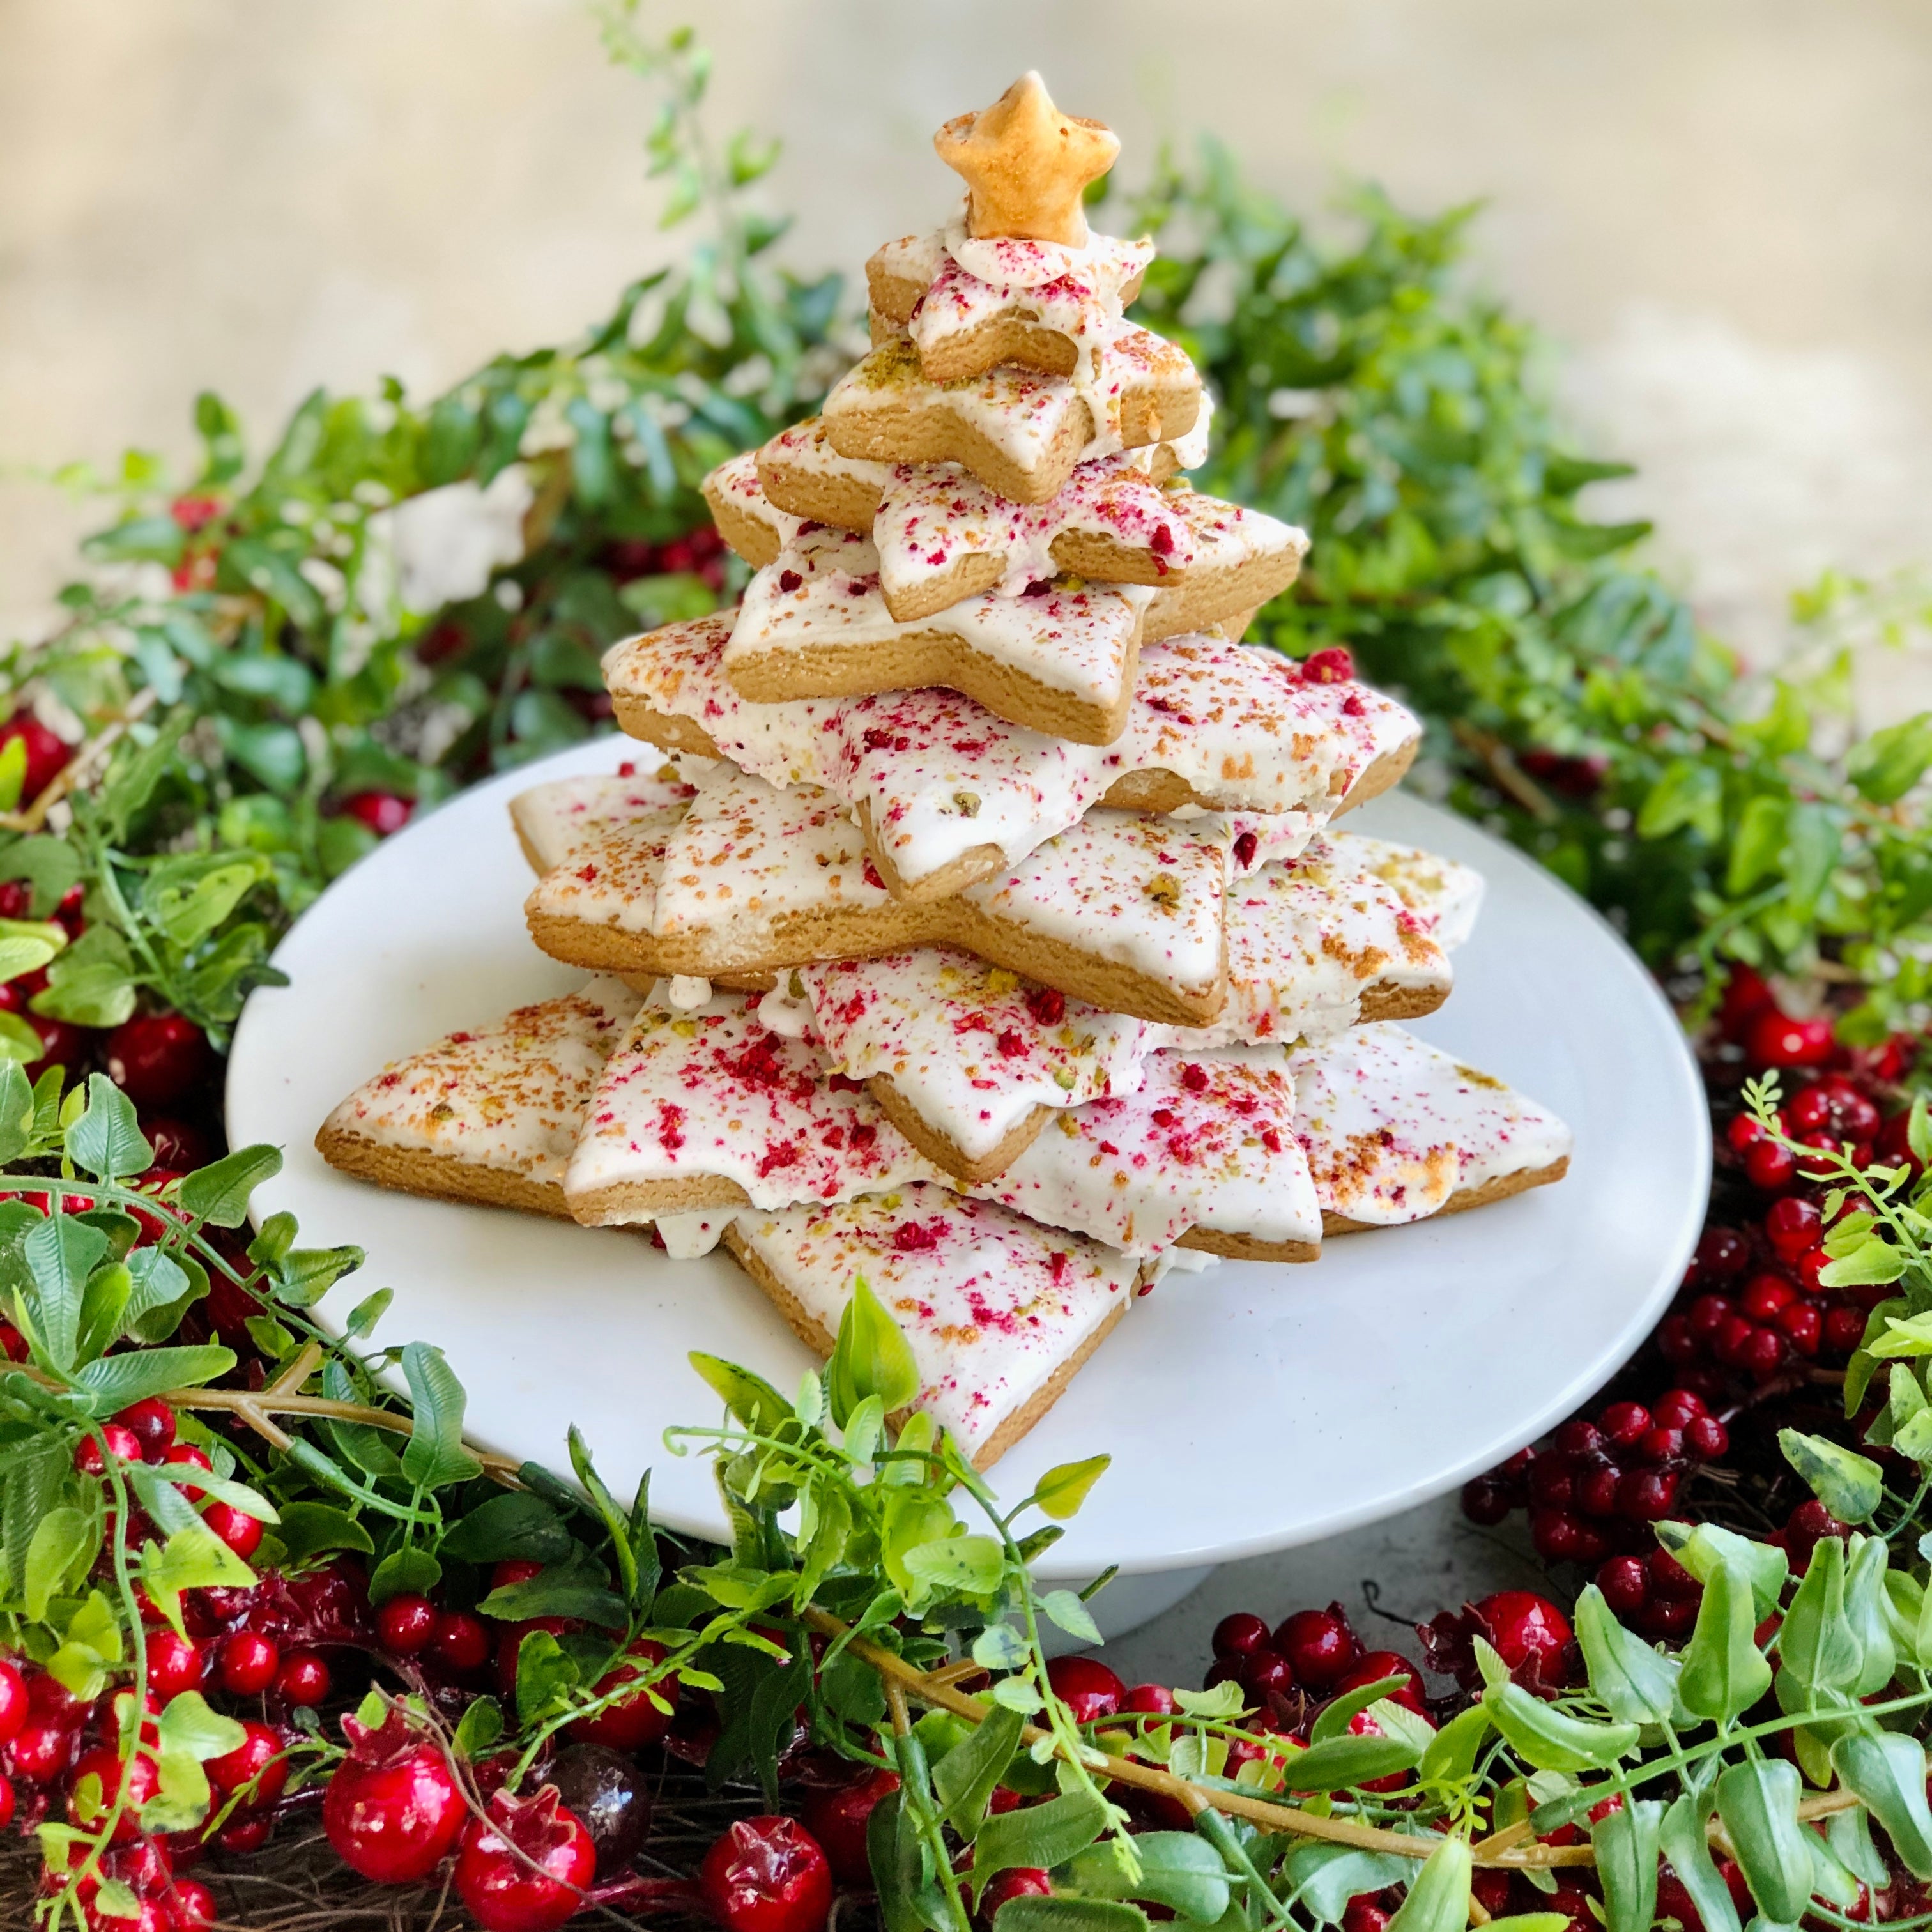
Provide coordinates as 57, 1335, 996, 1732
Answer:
6, 0, 1932, 675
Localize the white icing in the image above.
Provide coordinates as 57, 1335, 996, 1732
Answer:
1331, 834, 1486, 949
604, 615, 1418, 891
321, 978, 641, 1185
1289, 1023, 1573, 1225
705, 449, 805, 551
1146, 1246, 1220, 1278
509, 766, 699, 872
666, 976, 712, 1010
654, 1210, 728, 1259
725, 1187, 1137, 1464
525, 806, 685, 935
758, 417, 896, 500
940, 213, 1151, 293
753, 980, 813, 1039
565, 992, 936, 1215
725, 523, 1149, 709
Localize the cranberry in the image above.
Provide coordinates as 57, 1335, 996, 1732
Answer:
217, 1815, 273, 1854
68, 1744, 160, 1843
0, 1659, 24, 1744
0, 714, 68, 799
1713, 1314, 1757, 1365
1530, 1508, 1585, 1561
9, 1713, 77, 1783
1696, 1226, 1750, 1276
1529, 1456, 1576, 1509
203, 1501, 263, 1560
111, 1399, 177, 1460
1652, 1389, 1705, 1429
431, 1610, 492, 1675
0, 1769, 13, 1828
1683, 1414, 1730, 1460
208, 1721, 288, 1806
274, 1651, 330, 1707
1648, 1549, 1702, 1600
172, 1879, 218, 1931
1598, 1402, 1651, 1449
0, 1323, 25, 1363
1045, 1655, 1124, 1724
1120, 1683, 1179, 1715
74, 1423, 143, 1475
1575, 1463, 1621, 1518
321, 1705, 466, 1884
375, 1593, 438, 1657
979, 1870, 1054, 1923
1473, 1592, 1574, 1673
29, 1671, 89, 1726
1725, 1112, 1767, 1155
491, 1558, 544, 1591
1749, 1011, 1834, 1069
549, 1742, 652, 1878
1636, 1426, 1683, 1465
219, 1631, 280, 1697
801, 1767, 900, 1887
1460, 1477, 1512, 1525
1796, 1245, 1831, 1294
1597, 1555, 1648, 1616
1687, 1294, 1733, 1339
1618, 1468, 1681, 1521
1777, 1301, 1823, 1358
340, 792, 415, 838
1741, 1326, 1788, 1380
567, 1638, 680, 1751
1211, 1611, 1271, 1659
1243, 1650, 1296, 1702
1785, 1085, 1835, 1133
701, 1816, 833, 1932
1553, 1420, 1602, 1457
1823, 1305, 1867, 1356
139, 1631, 201, 1704
1744, 1139, 1799, 1190
1342, 1900, 1390, 1932
159, 1443, 212, 1501
102, 1014, 213, 1110
1273, 1607, 1360, 1690
1740, 1273, 1794, 1319
1657, 1314, 1699, 1366
455, 1786, 595, 1932
139, 1117, 211, 1172
1333, 1650, 1424, 1715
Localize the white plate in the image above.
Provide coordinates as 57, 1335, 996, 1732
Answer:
227, 737, 1707, 1581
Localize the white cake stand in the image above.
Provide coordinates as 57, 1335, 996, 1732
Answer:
226, 737, 1707, 1634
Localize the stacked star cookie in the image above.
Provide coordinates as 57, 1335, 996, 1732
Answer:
316, 76, 1572, 1468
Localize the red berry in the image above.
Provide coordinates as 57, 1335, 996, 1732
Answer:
1529, 1455, 1576, 1509
1714, 1313, 1756, 1366
1342, 1900, 1390, 1932
1725, 1113, 1767, 1154
1273, 1607, 1360, 1690
1530, 1508, 1585, 1561
980, 1870, 1054, 1923
68, 1744, 159, 1843
801, 1768, 900, 1887
1553, 1420, 1602, 1457
1460, 1478, 1512, 1525
0, 713, 68, 799
322, 1706, 466, 1884
1777, 1301, 1823, 1358
219, 1631, 279, 1698
1045, 1655, 1124, 1724
567, 1638, 680, 1752
1742, 1326, 1788, 1380
1243, 1650, 1296, 1702
376, 1593, 438, 1657
217, 1814, 273, 1854
1648, 1549, 1703, 1600
1740, 1273, 1794, 1319
1683, 1414, 1730, 1460
74, 1424, 142, 1475
341, 792, 415, 838
1211, 1611, 1271, 1659
111, 1399, 176, 1460
208, 1721, 288, 1805
102, 1014, 213, 1111
1300, 647, 1355, 684
203, 1502, 263, 1560
1785, 1085, 1834, 1132
1687, 1294, 1733, 1338
1575, 1462, 1621, 1518
9, 1713, 77, 1782
1636, 1426, 1683, 1465
456, 1786, 595, 1932
159, 1443, 212, 1502
0, 1660, 24, 1745
137, 1115, 212, 1172
1795, 1245, 1830, 1294
1473, 1591, 1574, 1673
1749, 1011, 1834, 1069
1657, 1314, 1699, 1366
1696, 1226, 1751, 1276
1333, 1650, 1424, 1715
701, 1816, 833, 1932
142, 1630, 204, 1703
1617, 1468, 1680, 1522
1744, 1139, 1798, 1190
1652, 1389, 1705, 1429
491, 1558, 545, 1592
0, 1770, 12, 1829
1597, 1556, 1649, 1616
0, 1323, 25, 1363
1120, 1683, 1179, 1715
171, 1879, 218, 1931
274, 1651, 330, 1708
1824, 1305, 1867, 1356
430, 1610, 492, 1675
1598, 1403, 1651, 1449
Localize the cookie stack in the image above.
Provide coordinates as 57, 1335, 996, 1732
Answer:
317, 77, 1572, 1468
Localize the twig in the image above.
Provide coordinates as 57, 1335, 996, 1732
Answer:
0, 687, 161, 832
1451, 721, 1559, 824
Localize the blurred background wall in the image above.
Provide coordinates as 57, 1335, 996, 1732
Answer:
6, 0, 1932, 673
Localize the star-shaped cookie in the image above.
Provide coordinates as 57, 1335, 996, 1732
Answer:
933, 72, 1119, 246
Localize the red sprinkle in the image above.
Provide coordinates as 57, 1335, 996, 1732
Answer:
1023, 986, 1066, 1026
778, 570, 803, 594
1181, 1064, 1209, 1094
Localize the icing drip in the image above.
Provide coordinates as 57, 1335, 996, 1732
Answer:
321, 977, 641, 1184
1289, 1023, 1573, 1224
726, 1187, 1137, 1464
654, 1210, 728, 1259
666, 976, 712, 1011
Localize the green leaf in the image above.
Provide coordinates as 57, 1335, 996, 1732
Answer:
1715, 1758, 1812, 1923
1480, 1667, 1638, 1774
1779, 1428, 1884, 1523
398, 1341, 481, 1489
570, 1423, 640, 1606
1062, 1831, 1231, 1924
1677, 1560, 1773, 1722
65, 1075, 152, 1181
1038, 1589, 1103, 1648
1778, 1533, 1861, 1691
454, 1694, 503, 1759
143, 853, 270, 949
1849, 711, 1932, 804
827, 1276, 921, 1427
31, 924, 138, 1029
1283, 1844, 1418, 1925
24, 1505, 90, 1621
1636, 759, 1722, 843
23, 1213, 111, 1372
480, 1551, 627, 1628
1656, 1521, 1789, 1615
1386, 1834, 1471, 1932
972, 1790, 1111, 1895
1820, 1238, 1908, 1290
1658, 1782, 1741, 1932
1726, 795, 1787, 895
689, 1352, 795, 1435
344, 1287, 392, 1338
440, 1489, 572, 1565
271, 1245, 364, 1308
176, 1144, 283, 1227
900, 1533, 1006, 1600
1418, 1705, 1491, 1786
1573, 1585, 1680, 1725
1591, 1798, 1662, 1932
1282, 1731, 1423, 1791
933, 1703, 1025, 1841
156, 1689, 246, 1764
0, 1059, 36, 1160
972, 1625, 1031, 1673
1312, 1674, 1411, 1745
275, 1501, 375, 1561
1034, 1455, 1110, 1521
74, 1346, 234, 1411
123, 1248, 208, 1346
1831, 1730, 1932, 1880
137, 1522, 257, 1630
995, 1901, 1147, 1932
369, 1544, 443, 1606
514, 1627, 581, 1728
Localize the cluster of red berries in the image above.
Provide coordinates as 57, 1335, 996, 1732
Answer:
72, 1397, 266, 1566
1461, 1387, 1728, 1563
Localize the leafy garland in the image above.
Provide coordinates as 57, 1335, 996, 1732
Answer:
0, 10, 1928, 1932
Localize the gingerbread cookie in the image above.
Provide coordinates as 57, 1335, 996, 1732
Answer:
316, 978, 641, 1216
603, 615, 1420, 898
1288, 1023, 1572, 1230
820, 334, 1200, 507
724, 1187, 1136, 1468
722, 523, 1154, 746
509, 761, 705, 872
933, 73, 1120, 249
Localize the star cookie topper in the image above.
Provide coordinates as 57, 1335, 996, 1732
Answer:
933, 72, 1120, 247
